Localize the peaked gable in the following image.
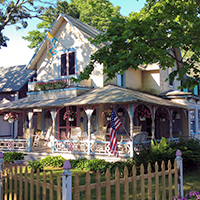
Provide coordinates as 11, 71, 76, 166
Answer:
27, 13, 108, 70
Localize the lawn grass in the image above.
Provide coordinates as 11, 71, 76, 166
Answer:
2, 166, 200, 199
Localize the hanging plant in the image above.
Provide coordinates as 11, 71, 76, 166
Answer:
156, 111, 169, 120
135, 108, 151, 119
3, 112, 19, 123
101, 109, 112, 119
63, 110, 78, 121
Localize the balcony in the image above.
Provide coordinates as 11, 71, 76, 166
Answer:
27, 76, 93, 101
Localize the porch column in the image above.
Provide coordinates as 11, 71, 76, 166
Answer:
151, 106, 155, 139
51, 107, 57, 137
85, 107, 93, 156
169, 109, 173, 139
28, 109, 34, 152
128, 104, 134, 137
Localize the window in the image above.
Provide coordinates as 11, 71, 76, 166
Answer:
168, 67, 174, 87
198, 109, 200, 133
117, 73, 125, 87
61, 52, 75, 76
190, 110, 196, 134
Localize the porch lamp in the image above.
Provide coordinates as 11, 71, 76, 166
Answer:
63, 160, 71, 169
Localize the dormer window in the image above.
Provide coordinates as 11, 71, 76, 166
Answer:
61, 52, 75, 76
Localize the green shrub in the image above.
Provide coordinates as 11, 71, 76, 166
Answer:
132, 137, 200, 173
83, 159, 109, 172
3, 152, 24, 163
75, 158, 88, 170
40, 155, 65, 167
28, 159, 44, 172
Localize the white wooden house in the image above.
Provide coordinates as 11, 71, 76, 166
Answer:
0, 14, 196, 156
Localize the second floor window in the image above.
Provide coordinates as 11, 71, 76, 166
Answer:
168, 67, 174, 87
61, 52, 75, 76
117, 73, 125, 87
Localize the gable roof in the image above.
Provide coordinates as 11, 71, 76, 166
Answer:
27, 13, 109, 70
0, 65, 36, 92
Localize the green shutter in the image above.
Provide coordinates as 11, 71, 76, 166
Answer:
194, 85, 198, 95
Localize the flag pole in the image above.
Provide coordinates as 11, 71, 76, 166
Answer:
121, 124, 130, 137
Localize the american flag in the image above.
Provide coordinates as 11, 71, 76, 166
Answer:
110, 109, 122, 156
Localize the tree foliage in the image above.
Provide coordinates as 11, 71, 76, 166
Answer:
70, 0, 121, 32
77, 0, 200, 89
23, 0, 121, 50
0, 0, 57, 48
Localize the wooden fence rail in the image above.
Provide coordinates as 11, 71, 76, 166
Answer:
1, 158, 179, 200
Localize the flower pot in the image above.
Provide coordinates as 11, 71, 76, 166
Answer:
8, 118, 14, 123
140, 117, 146, 121
69, 118, 74, 121
107, 117, 111, 121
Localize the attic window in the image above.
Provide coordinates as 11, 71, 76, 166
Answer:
61, 52, 75, 76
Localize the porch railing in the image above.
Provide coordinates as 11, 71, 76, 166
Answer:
0, 138, 30, 151
53, 137, 180, 157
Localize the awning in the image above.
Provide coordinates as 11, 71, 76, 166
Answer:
0, 85, 192, 111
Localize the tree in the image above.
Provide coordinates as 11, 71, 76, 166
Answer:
22, 1, 80, 49
70, 0, 121, 32
77, 0, 200, 89
23, 0, 121, 50
0, 0, 57, 48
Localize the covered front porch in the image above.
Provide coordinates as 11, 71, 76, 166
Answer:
0, 85, 191, 158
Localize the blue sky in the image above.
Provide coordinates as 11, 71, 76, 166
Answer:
0, 0, 146, 67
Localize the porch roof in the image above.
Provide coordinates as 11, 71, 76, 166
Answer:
0, 85, 192, 111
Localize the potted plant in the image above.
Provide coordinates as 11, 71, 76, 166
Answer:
36, 129, 42, 135
135, 108, 151, 121
34, 79, 68, 91
63, 110, 78, 121
156, 111, 169, 121
101, 109, 112, 120
3, 112, 19, 123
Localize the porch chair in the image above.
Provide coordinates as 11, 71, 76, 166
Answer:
132, 125, 142, 135
70, 127, 82, 140
39, 126, 52, 147
90, 127, 106, 141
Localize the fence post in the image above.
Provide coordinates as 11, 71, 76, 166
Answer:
62, 160, 72, 200
176, 149, 183, 197
0, 152, 4, 199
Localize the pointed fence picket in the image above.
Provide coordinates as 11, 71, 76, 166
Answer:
1, 159, 179, 200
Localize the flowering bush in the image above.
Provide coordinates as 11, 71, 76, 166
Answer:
173, 191, 200, 199
135, 108, 151, 118
3, 112, 19, 123
156, 111, 169, 120
34, 79, 68, 91
101, 109, 112, 119
63, 110, 78, 120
